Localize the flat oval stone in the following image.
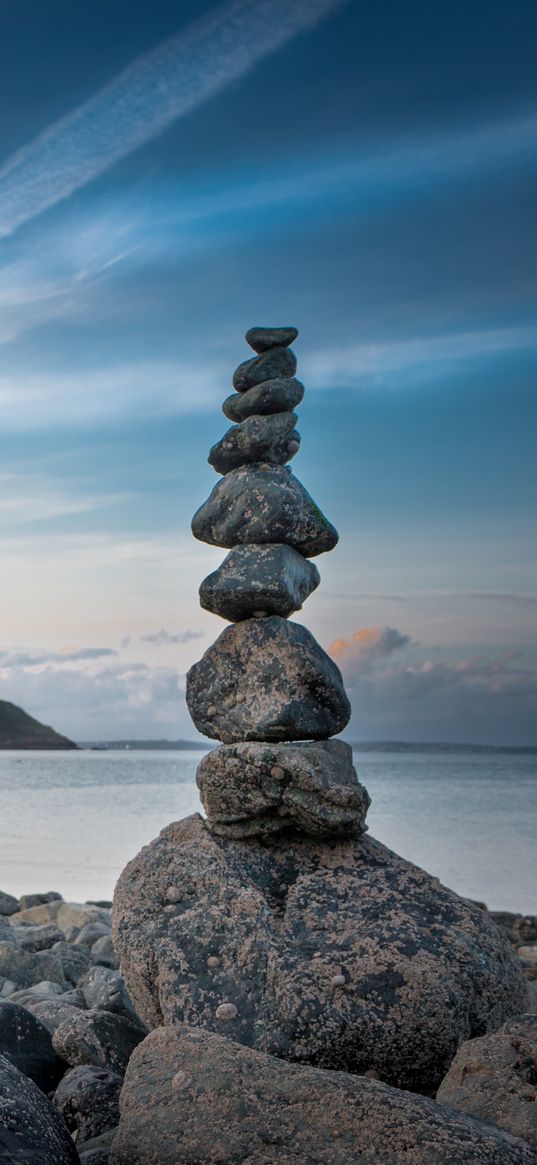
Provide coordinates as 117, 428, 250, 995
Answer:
191, 465, 338, 557
199, 544, 320, 621
245, 325, 298, 353
233, 347, 296, 392
222, 378, 304, 423
208, 413, 300, 475
186, 616, 351, 743
197, 739, 370, 838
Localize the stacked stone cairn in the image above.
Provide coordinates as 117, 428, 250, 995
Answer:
187, 324, 370, 841
111, 328, 531, 1165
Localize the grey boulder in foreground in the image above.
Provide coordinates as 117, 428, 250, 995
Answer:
110, 1025, 536, 1165
196, 739, 370, 838
437, 1013, 537, 1147
112, 814, 526, 1095
199, 542, 320, 621
186, 616, 351, 742
191, 463, 338, 556
0, 1052, 79, 1164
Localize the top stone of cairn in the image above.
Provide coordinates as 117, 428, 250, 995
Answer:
245, 325, 298, 354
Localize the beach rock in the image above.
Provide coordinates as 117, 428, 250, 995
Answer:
91, 935, 119, 969
52, 939, 92, 984
110, 1025, 536, 1165
0, 1000, 66, 1091
199, 543, 320, 621
0, 942, 66, 990
25, 998, 86, 1036
10, 900, 63, 925
186, 617, 350, 743
17, 922, 64, 952
113, 813, 526, 1094
78, 1129, 115, 1163
81, 967, 144, 1028
437, 1014, 537, 1147
519, 945, 537, 978
11, 979, 66, 999
74, 922, 112, 948
197, 739, 370, 838
208, 411, 300, 474
53, 1008, 144, 1075
0, 890, 18, 915
0, 1054, 79, 1164
57, 903, 112, 936
19, 891, 62, 911
245, 325, 298, 353
233, 346, 296, 391
222, 376, 304, 422
192, 463, 338, 556
54, 1064, 121, 1145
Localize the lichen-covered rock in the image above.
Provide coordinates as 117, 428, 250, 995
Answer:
0, 942, 66, 990
222, 376, 304, 422
199, 543, 320, 621
54, 1064, 122, 1147
0, 890, 18, 916
208, 411, 300, 474
186, 617, 350, 743
245, 324, 298, 353
0, 1000, 66, 1091
0, 1053, 80, 1164
196, 739, 370, 838
110, 1026, 536, 1165
233, 346, 296, 391
112, 814, 527, 1095
52, 1009, 144, 1076
191, 463, 338, 556
437, 1014, 537, 1146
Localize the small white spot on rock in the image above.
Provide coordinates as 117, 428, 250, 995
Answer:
172, 1070, 192, 1091
207, 955, 221, 968
270, 766, 285, 780
331, 974, 346, 987
215, 1002, 238, 1021
206, 705, 217, 717
166, 886, 182, 903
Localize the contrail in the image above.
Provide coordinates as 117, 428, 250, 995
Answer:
0, 0, 347, 239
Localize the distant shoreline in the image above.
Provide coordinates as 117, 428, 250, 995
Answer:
74, 738, 537, 755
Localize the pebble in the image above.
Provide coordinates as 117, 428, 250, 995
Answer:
207, 956, 221, 968
166, 886, 182, 903
331, 974, 346, 987
245, 326, 298, 353
172, 1070, 192, 1091
215, 1002, 238, 1021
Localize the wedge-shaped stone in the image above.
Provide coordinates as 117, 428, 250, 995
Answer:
199, 544, 320, 621
191, 464, 338, 557
197, 739, 370, 838
208, 412, 300, 474
222, 377, 304, 422
186, 616, 350, 743
245, 324, 298, 352
233, 346, 296, 391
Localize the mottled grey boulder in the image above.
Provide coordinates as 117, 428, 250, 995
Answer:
0, 1000, 66, 1091
0, 890, 18, 915
78, 1129, 115, 1163
0, 942, 66, 989
199, 543, 320, 621
53, 1008, 144, 1076
208, 411, 300, 474
54, 1064, 121, 1146
26, 998, 86, 1036
186, 617, 350, 743
245, 324, 298, 353
19, 891, 62, 911
222, 376, 304, 422
0, 1053, 79, 1164
113, 814, 526, 1095
17, 923, 63, 952
192, 464, 338, 556
81, 967, 144, 1028
74, 922, 112, 948
110, 1026, 536, 1165
233, 346, 296, 391
90, 935, 119, 969
197, 740, 370, 839
52, 939, 91, 984
437, 1014, 537, 1146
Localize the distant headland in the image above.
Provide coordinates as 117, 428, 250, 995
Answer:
0, 700, 77, 749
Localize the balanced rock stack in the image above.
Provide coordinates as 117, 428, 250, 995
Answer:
111, 328, 531, 1165
187, 324, 369, 840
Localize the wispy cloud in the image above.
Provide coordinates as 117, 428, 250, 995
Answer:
140, 629, 204, 646
0, 647, 117, 668
0, 0, 346, 239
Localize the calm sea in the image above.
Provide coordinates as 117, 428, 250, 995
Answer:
0, 749, 534, 912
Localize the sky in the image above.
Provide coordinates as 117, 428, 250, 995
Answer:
0, 0, 536, 745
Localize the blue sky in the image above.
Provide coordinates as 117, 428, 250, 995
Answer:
0, 0, 536, 743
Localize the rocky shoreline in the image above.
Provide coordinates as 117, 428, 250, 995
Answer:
0, 886, 535, 1163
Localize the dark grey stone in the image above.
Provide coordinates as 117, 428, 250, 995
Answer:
90, 936, 119, 969
199, 543, 320, 621
191, 464, 338, 557
19, 891, 63, 910
79, 1129, 115, 1163
74, 922, 112, 948
52, 1008, 145, 1076
197, 739, 370, 838
0, 890, 18, 916
233, 346, 296, 392
0, 942, 66, 990
0, 1054, 79, 1164
25, 998, 87, 1036
186, 616, 351, 743
113, 814, 528, 1096
222, 377, 304, 422
51, 939, 92, 984
245, 325, 298, 353
17, 923, 63, 953
81, 966, 144, 1029
54, 1064, 121, 1145
208, 412, 300, 474
0, 1000, 66, 1091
